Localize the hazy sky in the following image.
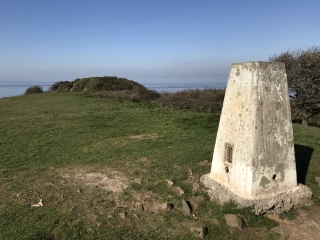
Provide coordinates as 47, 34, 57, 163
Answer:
1, 0, 319, 83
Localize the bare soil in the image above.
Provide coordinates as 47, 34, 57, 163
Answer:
60, 168, 129, 192
270, 204, 320, 240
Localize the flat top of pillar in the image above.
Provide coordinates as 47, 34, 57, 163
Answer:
231, 61, 285, 68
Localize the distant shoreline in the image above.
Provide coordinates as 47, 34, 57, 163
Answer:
0, 76, 228, 98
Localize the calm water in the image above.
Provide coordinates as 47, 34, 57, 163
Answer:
139, 76, 227, 93
0, 81, 52, 98
0, 75, 228, 99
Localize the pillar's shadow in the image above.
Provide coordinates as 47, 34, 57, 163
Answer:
294, 144, 313, 184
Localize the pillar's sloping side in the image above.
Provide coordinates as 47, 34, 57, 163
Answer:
209, 62, 297, 198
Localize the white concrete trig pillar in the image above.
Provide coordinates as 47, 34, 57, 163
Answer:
201, 62, 312, 214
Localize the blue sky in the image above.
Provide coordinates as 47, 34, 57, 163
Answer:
1, 0, 319, 83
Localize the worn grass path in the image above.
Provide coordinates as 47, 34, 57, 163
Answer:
0, 92, 319, 239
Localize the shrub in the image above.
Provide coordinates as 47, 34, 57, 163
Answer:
155, 88, 225, 112
49, 81, 73, 92
269, 46, 320, 124
309, 113, 320, 127
24, 85, 43, 95
94, 89, 160, 102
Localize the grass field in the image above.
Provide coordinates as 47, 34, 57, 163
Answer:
0, 92, 319, 239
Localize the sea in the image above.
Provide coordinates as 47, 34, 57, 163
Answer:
0, 75, 228, 99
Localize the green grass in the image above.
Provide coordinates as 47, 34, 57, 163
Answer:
293, 124, 320, 205
0, 92, 319, 239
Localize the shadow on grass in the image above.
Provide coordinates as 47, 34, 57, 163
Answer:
294, 144, 313, 184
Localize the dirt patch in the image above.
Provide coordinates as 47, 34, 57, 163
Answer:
270, 204, 320, 240
60, 168, 129, 192
129, 133, 159, 139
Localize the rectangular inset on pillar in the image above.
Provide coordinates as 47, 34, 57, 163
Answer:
200, 62, 312, 214
225, 143, 233, 164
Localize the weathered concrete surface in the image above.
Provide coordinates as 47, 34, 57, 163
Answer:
202, 62, 312, 213
201, 173, 312, 214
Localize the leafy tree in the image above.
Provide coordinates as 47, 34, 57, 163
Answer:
269, 46, 320, 124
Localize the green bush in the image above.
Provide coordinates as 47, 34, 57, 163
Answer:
269, 46, 320, 124
24, 85, 43, 95
49, 81, 73, 92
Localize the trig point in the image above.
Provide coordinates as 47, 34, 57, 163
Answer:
201, 62, 312, 214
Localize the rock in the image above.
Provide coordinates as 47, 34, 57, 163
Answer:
142, 201, 172, 213
187, 169, 197, 182
166, 180, 174, 187
224, 214, 246, 230
161, 203, 172, 212
182, 199, 191, 216
119, 212, 126, 218
191, 226, 208, 239
133, 178, 142, 184
174, 186, 184, 195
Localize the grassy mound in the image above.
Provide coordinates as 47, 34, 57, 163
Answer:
70, 76, 140, 92
69, 76, 160, 102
